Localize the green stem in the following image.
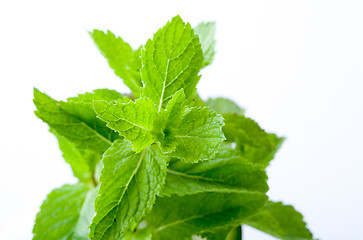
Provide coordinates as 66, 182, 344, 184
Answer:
226, 225, 242, 240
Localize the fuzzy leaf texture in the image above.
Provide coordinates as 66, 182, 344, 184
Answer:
89, 139, 168, 240
223, 113, 284, 166
33, 183, 93, 240
194, 22, 216, 67
245, 201, 314, 240
90, 30, 143, 97
93, 98, 157, 153
161, 143, 268, 196
34, 89, 124, 155
145, 191, 267, 240
141, 15, 204, 111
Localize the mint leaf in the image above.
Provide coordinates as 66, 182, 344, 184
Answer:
171, 107, 225, 162
146, 191, 267, 240
141, 15, 204, 111
67, 89, 127, 102
154, 89, 186, 153
194, 22, 216, 67
93, 98, 157, 152
73, 188, 98, 239
53, 130, 99, 184
245, 201, 314, 240
90, 30, 142, 97
223, 113, 284, 166
161, 144, 268, 196
89, 139, 168, 239
205, 97, 245, 115
33, 183, 90, 240
34, 89, 122, 155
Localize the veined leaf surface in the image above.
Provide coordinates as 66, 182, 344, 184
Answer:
245, 201, 314, 240
162, 144, 268, 196
93, 98, 157, 152
141, 15, 204, 111
33, 183, 91, 240
89, 139, 168, 239
90, 30, 142, 97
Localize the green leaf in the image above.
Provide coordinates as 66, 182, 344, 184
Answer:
153, 89, 186, 153
73, 188, 98, 240
53, 130, 99, 184
146, 191, 267, 240
67, 89, 128, 102
223, 113, 284, 166
201, 226, 242, 240
33, 183, 90, 240
171, 107, 225, 162
194, 22, 216, 67
205, 97, 245, 115
34, 89, 122, 155
161, 144, 268, 196
245, 201, 314, 240
90, 30, 142, 97
89, 139, 168, 239
93, 98, 157, 152
141, 15, 204, 111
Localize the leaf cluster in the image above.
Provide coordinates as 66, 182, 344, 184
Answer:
33, 16, 315, 240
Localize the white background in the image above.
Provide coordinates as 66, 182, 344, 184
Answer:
1, 1, 362, 239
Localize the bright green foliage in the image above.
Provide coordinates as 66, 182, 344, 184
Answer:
205, 97, 245, 115
90, 30, 143, 97
245, 201, 313, 240
194, 22, 216, 67
89, 139, 168, 240
170, 107, 225, 162
141, 15, 204, 111
161, 144, 268, 196
153, 89, 186, 153
73, 188, 98, 240
146, 192, 267, 240
223, 113, 284, 166
154, 90, 225, 162
33, 183, 90, 240
53, 131, 99, 184
34, 89, 121, 155
33, 15, 314, 240
67, 89, 128, 102
93, 98, 157, 152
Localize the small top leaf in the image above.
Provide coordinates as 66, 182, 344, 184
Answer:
141, 15, 204, 111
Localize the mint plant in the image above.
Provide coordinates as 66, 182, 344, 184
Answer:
33, 15, 315, 240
